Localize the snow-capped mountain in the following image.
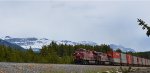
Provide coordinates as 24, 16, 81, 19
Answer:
2, 36, 97, 51
2, 36, 50, 51
56, 40, 97, 46
109, 44, 135, 52
1, 36, 135, 52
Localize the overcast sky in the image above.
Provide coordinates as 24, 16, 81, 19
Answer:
0, 0, 150, 51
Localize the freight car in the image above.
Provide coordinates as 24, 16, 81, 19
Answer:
73, 48, 150, 66
107, 51, 121, 65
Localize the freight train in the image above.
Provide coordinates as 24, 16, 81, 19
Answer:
73, 48, 150, 66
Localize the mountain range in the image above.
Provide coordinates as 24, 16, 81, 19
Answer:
0, 38, 25, 51
109, 44, 135, 52
1, 36, 135, 52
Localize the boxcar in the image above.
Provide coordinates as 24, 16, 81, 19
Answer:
132, 56, 138, 65
147, 59, 149, 66
145, 59, 148, 66
149, 60, 150, 66
145, 59, 147, 66
141, 58, 145, 66
138, 57, 142, 66
120, 53, 127, 65
107, 51, 121, 65
148, 60, 149, 66
148, 59, 150, 66
126, 54, 132, 65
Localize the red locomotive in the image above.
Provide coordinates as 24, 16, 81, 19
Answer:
73, 48, 109, 65
73, 48, 150, 66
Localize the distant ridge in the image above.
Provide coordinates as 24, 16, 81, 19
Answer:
2, 36, 135, 52
0, 39, 25, 51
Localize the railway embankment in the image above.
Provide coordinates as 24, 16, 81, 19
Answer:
0, 62, 149, 73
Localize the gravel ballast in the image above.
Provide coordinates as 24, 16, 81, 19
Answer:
0, 62, 149, 73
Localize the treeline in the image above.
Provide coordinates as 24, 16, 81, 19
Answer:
0, 42, 149, 63
115, 48, 150, 59
0, 41, 112, 63
132, 51, 150, 59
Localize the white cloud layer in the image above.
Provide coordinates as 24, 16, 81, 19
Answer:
0, 1, 150, 51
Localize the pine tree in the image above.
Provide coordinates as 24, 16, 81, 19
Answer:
116, 48, 122, 53
25, 47, 35, 62
137, 19, 150, 37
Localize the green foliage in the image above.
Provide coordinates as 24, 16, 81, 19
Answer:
116, 48, 122, 53
137, 18, 150, 37
0, 45, 24, 62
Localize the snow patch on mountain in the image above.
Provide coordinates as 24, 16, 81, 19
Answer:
109, 44, 135, 52
2, 36, 97, 51
1, 36, 135, 52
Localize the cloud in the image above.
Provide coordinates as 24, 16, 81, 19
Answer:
0, 1, 150, 51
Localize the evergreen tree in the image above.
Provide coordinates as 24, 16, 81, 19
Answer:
116, 48, 122, 53
24, 47, 35, 62
137, 19, 150, 37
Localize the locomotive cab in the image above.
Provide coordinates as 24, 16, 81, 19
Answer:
73, 49, 86, 64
